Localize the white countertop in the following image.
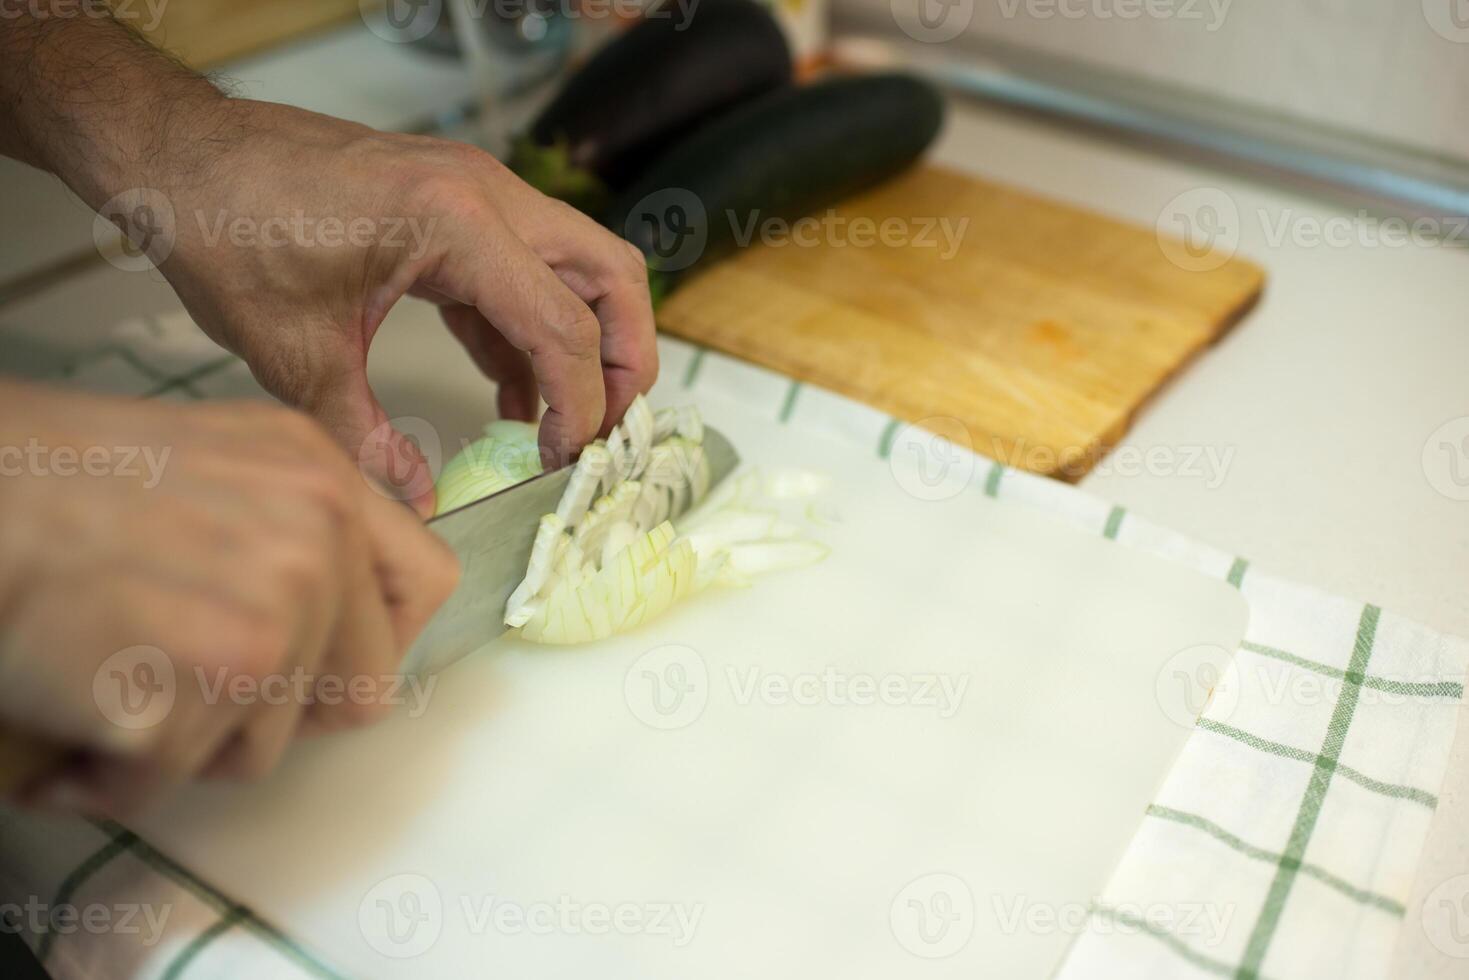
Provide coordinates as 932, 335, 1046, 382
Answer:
923, 76, 1469, 980
1, 21, 1465, 977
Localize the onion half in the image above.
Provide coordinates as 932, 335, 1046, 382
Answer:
434, 396, 827, 645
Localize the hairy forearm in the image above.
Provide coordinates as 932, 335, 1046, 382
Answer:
0, 1, 230, 208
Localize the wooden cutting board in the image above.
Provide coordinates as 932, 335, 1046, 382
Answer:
656, 164, 1264, 482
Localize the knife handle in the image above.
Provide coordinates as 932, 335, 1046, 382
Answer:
0, 729, 68, 799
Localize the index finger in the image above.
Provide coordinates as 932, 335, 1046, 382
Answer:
501, 202, 659, 437
586, 241, 660, 437
433, 220, 607, 467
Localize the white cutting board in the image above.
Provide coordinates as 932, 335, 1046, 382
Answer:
132, 328, 1248, 979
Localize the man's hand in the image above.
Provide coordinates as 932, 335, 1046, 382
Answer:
0, 383, 461, 814
1, 8, 659, 515
156, 101, 659, 514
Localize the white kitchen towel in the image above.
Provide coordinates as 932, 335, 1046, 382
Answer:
0, 333, 1464, 980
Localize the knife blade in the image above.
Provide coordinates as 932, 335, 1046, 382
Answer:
402, 423, 740, 677
0, 425, 740, 794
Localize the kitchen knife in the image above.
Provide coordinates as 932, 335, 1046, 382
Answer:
0, 426, 740, 796
402, 424, 740, 676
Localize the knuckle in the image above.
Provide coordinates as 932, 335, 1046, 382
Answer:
447, 141, 507, 177
540, 197, 585, 225
407, 167, 496, 219
601, 259, 648, 298
547, 307, 601, 357
222, 610, 295, 682
404, 170, 465, 209
622, 240, 648, 270
585, 231, 649, 289
285, 465, 356, 527
145, 597, 224, 671
618, 245, 650, 285
264, 536, 335, 596
634, 354, 659, 393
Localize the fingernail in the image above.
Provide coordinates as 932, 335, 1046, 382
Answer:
410, 488, 437, 520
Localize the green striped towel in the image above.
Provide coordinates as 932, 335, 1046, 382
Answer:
0, 329, 1462, 980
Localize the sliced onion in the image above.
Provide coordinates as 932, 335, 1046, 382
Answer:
504, 513, 566, 628
434, 394, 828, 646
556, 444, 609, 529
433, 421, 542, 515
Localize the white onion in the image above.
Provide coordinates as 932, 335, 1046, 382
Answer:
434, 395, 827, 646
433, 420, 542, 515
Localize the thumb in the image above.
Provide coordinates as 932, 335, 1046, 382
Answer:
305, 369, 438, 519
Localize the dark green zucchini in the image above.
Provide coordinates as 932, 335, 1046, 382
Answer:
511, 0, 791, 213
605, 73, 946, 299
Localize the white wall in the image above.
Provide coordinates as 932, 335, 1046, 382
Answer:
854, 0, 1469, 165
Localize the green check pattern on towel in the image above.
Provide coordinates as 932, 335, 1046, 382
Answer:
0, 327, 1464, 980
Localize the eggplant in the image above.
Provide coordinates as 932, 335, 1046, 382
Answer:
604, 73, 946, 300
511, 0, 792, 212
